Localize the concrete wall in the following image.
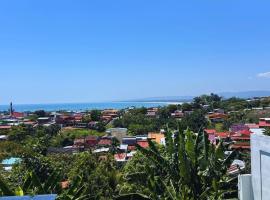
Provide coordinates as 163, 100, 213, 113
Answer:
238, 174, 253, 200
251, 134, 270, 200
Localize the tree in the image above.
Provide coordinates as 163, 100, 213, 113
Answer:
119, 126, 237, 199
90, 110, 101, 121
182, 103, 192, 112
181, 110, 208, 132
263, 127, 270, 136
34, 110, 47, 118
96, 122, 106, 132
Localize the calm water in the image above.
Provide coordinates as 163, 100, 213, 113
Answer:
0, 102, 171, 112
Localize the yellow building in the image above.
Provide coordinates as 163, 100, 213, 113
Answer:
148, 132, 165, 145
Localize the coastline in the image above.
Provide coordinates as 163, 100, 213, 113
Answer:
0, 101, 180, 112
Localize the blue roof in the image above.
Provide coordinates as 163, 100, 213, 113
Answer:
0, 195, 57, 200
1, 157, 21, 165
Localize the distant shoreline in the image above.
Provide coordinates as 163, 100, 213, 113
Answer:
0, 101, 178, 112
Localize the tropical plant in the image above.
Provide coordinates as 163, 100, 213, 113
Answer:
119, 124, 237, 200
0, 169, 89, 200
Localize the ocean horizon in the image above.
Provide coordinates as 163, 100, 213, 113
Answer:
0, 101, 180, 112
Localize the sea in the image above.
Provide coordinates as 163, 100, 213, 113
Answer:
0, 102, 179, 112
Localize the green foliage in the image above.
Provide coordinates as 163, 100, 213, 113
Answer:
263, 127, 270, 136
181, 110, 208, 133
34, 110, 47, 118
119, 126, 237, 200
51, 128, 105, 147
90, 110, 101, 121
113, 107, 178, 135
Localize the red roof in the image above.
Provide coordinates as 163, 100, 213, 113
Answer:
259, 121, 270, 127
12, 112, 24, 118
231, 144, 250, 149
205, 129, 216, 134
208, 113, 228, 119
231, 136, 250, 140
245, 123, 259, 129
216, 132, 230, 138
98, 138, 112, 146
114, 153, 127, 160
0, 125, 12, 129
238, 129, 252, 136
137, 140, 149, 148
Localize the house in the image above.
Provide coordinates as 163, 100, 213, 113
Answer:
122, 137, 137, 146
102, 109, 119, 117
0, 125, 12, 130
171, 110, 184, 119
1, 157, 21, 171
106, 128, 127, 143
114, 153, 127, 162
98, 137, 112, 146
85, 136, 99, 147
101, 109, 119, 122
216, 131, 231, 140
74, 114, 83, 122
11, 111, 25, 118
258, 118, 270, 128
208, 113, 228, 123
245, 123, 260, 129
146, 107, 159, 117
122, 137, 137, 151
73, 138, 85, 147
37, 117, 51, 124
55, 115, 75, 126
230, 129, 252, 150
148, 132, 165, 145
137, 140, 149, 148
230, 124, 249, 133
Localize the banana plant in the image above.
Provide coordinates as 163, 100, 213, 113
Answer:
0, 170, 89, 200
119, 124, 237, 200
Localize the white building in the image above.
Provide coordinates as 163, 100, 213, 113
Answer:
238, 133, 270, 200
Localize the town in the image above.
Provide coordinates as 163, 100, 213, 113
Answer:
1, 95, 270, 170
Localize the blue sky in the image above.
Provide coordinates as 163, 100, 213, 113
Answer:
1, 0, 270, 104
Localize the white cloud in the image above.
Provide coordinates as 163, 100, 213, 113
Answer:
257, 72, 270, 78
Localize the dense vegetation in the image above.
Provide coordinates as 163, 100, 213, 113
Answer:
1, 94, 270, 199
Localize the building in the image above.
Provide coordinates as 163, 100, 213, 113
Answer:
148, 132, 165, 145
258, 118, 270, 128
207, 113, 228, 123
85, 136, 99, 147
106, 128, 127, 143
230, 130, 251, 150
137, 140, 149, 148
238, 133, 270, 200
230, 124, 250, 133
98, 137, 112, 147
171, 110, 184, 119
146, 107, 159, 117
